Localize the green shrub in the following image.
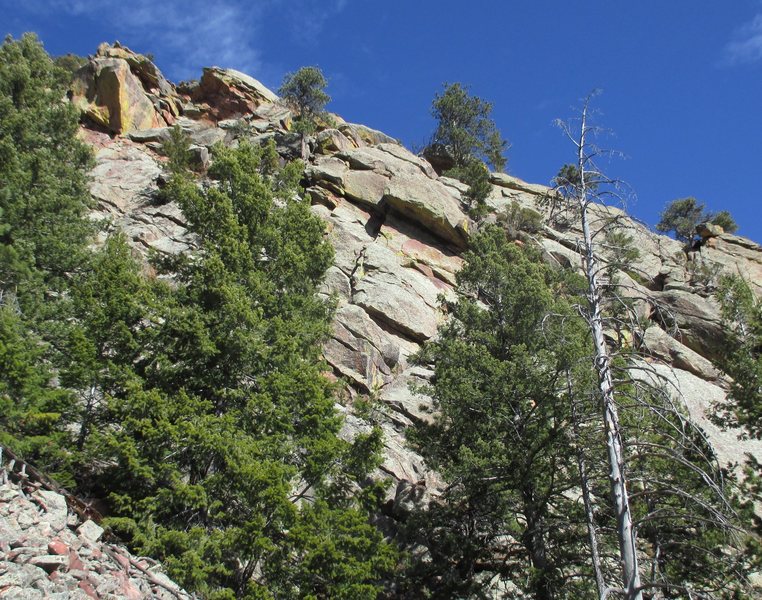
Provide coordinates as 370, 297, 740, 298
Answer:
279, 66, 330, 134
445, 160, 492, 218
497, 201, 544, 237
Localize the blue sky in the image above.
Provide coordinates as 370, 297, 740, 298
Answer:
4, 1, 762, 242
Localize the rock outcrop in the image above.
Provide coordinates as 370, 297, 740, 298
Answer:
64, 45, 762, 504
189, 67, 279, 121
71, 43, 179, 134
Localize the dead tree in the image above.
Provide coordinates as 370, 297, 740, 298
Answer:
555, 94, 643, 600
553, 93, 746, 600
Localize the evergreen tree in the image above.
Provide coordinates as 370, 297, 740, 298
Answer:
279, 66, 330, 135
430, 82, 507, 172
0, 306, 77, 484
73, 141, 396, 598
405, 226, 596, 599
0, 33, 93, 310
0, 33, 93, 480
716, 274, 762, 437
656, 197, 738, 243
444, 159, 492, 219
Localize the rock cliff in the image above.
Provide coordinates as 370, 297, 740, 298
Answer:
73, 44, 762, 509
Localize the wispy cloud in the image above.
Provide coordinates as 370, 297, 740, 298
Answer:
15, 0, 268, 80
5, 0, 353, 83
281, 0, 352, 45
722, 13, 762, 66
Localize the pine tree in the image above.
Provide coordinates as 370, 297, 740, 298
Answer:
279, 66, 331, 135
73, 140, 397, 598
0, 33, 93, 310
0, 34, 93, 481
430, 82, 507, 172
405, 226, 596, 599
716, 274, 762, 437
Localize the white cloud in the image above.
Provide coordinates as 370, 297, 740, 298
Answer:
722, 13, 762, 65
19, 0, 268, 80
281, 0, 353, 45
6, 0, 353, 82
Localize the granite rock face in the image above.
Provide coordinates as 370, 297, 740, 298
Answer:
71, 43, 179, 134
63, 47, 762, 502
190, 67, 280, 121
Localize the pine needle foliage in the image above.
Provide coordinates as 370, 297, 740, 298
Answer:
72, 141, 398, 598
404, 226, 596, 599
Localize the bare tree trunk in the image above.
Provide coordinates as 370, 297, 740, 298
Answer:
521, 485, 554, 600
300, 133, 309, 161
571, 387, 607, 599
575, 101, 643, 600
577, 448, 607, 599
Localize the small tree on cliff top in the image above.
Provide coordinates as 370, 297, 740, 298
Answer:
430, 83, 509, 217
656, 197, 738, 243
279, 66, 330, 134
431, 82, 508, 172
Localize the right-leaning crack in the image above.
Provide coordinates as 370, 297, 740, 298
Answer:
349, 245, 368, 298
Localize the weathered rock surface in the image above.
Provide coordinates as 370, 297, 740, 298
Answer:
190, 67, 279, 121
62, 49, 762, 508
87, 135, 194, 257
0, 476, 191, 599
632, 361, 762, 469
652, 289, 726, 361
696, 221, 724, 239
641, 325, 721, 382
71, 43, 178, 134
308, 144, 471, 248
694, 233, 762, 296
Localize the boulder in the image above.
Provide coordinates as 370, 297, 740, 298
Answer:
187, 145, 210, 171
307, 145, 471, 248
489, 172, 551, 196
95, 42, 174, 97
693, 234, 762, 298
344, 170, 390, 208
35, 490, 68, 532
192, 67, 278, 120
696, 222, 724, 239
382, 176, 470, 249
641, 326, 720, 382
76, 520, 104, 543
127, 127, 171, 144
651, 289, 726, 361
272, 131, 305, 160
72, 58, 164, 134
339, 123, 398, 147
315, 129, 356, 154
